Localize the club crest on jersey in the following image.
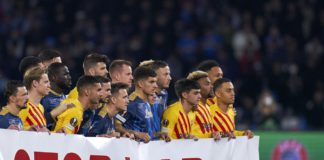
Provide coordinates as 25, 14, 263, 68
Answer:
70, 118, 78, 127
162, 119, 169, 127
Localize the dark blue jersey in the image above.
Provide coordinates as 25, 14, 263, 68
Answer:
87, 105, 115, 137
151, 90, 168, 132
0, 107, 23, 129
41, 90, 66, 113
77, 103, 104, 135
123, 92, 156, 139
41, 90, 66, 128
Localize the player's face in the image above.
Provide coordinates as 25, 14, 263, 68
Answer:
156, 66, 172, 89
185, 89, 201, 108
208, 67, 223, 84
217, 82, 235, 105
36, 74, 51, 96
197, 77, 214, 99
94, 62, 108, 77
148, 93, 157, 104
118, 64, 133, 87
56, 66, 72, 90
115, 89, 129, 111
100, 82, 111, 103
14, 86, 28, 109
141, 77, 158, 96
89, 83, 102, 109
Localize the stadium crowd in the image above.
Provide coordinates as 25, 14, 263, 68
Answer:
0, 0, 324, 132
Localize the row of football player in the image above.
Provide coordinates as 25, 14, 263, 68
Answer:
0, 49, 253, 142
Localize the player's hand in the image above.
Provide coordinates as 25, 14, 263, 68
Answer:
122, 132, 135, 140
134, 131, 150, 143
8, 124, 20, 130
31, 126, 51, 134
187, 134, 198, 141
244, 130, 254, 139
159, 132, 171, 142
227, 131, 236, 141
56, 127, 67, 135
212, 131, 221, 141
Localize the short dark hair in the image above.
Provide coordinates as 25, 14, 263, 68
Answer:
111, 82, 129, 96
83, 53, 109, 72
47, 63, 67, 81
4, 80, 25, 101
94, 76, 111, 83
196, 60, 220, 72
19, 56, 42, 74
76, 75, 100, 95
141, 60, 168, 71
38, 49, 61, 62
109, 59, 132, 73
174, 79, 200, 98
213, 78, 231, 92
133, 67, 157, 83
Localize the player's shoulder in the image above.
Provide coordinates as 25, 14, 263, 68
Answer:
0, 107, 9, 116
97, 105, 108, 118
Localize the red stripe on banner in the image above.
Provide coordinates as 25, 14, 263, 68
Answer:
213, 116, 226, 132
29, 103, 46, 126
195, 116, 205, 134
28, 109, 41, 127
216, 111, 233, 131
179, 112, 189, 132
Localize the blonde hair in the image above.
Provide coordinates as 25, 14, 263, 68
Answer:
139, 59, 154, 67
187, 70, 208, 81
23, 67, 47, 90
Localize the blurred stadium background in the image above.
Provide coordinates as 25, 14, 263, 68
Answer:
0, 0, 323, 159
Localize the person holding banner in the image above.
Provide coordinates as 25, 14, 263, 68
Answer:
87, 82, 133, 138
121, 67, 157, 142
161, 79, 200, 140
53, 76, 102, 134
0, 81, 28, 130
187, 71, 221, 140
210, 78, 254, 139
19, 67, 50, 132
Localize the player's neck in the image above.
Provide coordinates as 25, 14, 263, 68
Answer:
217, 101, 228, 113
200, 97, 207, 105
180, 99, 192, 114
28, 90, 42, 105
134, 89, 149, 102
5, 104, 20, 116
78, 96, 89, 110
50, 83, 64, 95
106, 104, 118, 118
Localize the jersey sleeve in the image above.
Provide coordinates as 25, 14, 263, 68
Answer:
55, 108, 82, 134
161, 107, 178, 137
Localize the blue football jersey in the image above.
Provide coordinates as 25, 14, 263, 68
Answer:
87, 105, 115, 137
0, 107, 23, 129
123, 92, 156, 139
151, 90, 168, 132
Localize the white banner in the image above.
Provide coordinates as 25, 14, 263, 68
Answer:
0, 129, 259, 160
